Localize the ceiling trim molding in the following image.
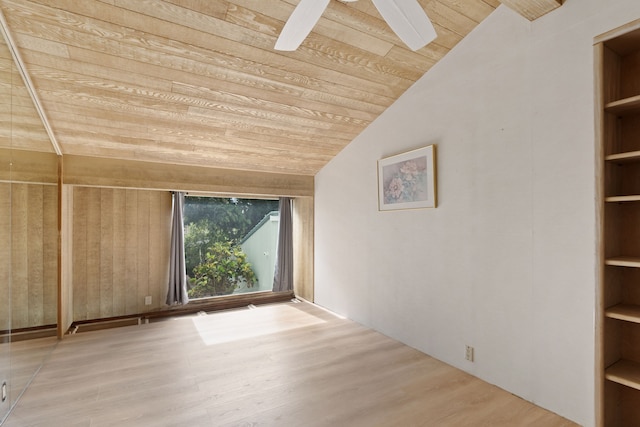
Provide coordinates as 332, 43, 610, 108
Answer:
0, 8, 62, 156
499, 0, 564, 21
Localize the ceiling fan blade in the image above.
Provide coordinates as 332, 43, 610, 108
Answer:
275, 0, 331, 51
371, 0, 437, 51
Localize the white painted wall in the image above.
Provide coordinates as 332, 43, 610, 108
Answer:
314, 2, 640, 426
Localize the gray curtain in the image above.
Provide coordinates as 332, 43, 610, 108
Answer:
273, 197, 293, 292
166, 191, 189, 305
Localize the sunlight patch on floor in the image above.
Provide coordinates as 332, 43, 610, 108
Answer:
192, 304, 326, 346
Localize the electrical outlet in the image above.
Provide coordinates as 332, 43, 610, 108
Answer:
465, 345, 474, 362
144, 296, 152, 305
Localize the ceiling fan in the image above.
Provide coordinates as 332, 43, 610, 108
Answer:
275, 0, 437, 52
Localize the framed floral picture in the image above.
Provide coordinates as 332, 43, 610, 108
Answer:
378, 145, 436, 211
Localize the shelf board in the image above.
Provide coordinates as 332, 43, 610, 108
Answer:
606, 359, 640, 391
606, 304, 640, 323
606, 195, 640, 202
605, 257, 640, 268
605, 95, 640, 115
606, 151, 640, 163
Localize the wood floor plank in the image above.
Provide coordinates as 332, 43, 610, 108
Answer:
3, 301, 578, 427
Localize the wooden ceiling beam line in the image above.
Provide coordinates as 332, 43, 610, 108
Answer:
0, 7, 62, 155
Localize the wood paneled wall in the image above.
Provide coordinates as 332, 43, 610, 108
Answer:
0, 182, 58, 330
0, 182, 9, 330
72, 187, 171, 322
63, 154, 314, 317
3, 151, 314, 328
0, 148, 58, 183
292, 197, 314, 302
59, 184, 73, 336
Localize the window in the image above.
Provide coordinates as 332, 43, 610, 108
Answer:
183, 196, 279, 299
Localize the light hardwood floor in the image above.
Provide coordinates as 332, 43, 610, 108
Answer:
3, 301, 578, 427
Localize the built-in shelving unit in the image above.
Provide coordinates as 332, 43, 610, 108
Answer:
606, 151, 640, 162
604, 95, 640, 115
604, 257, 640, 268
605, 360, 640, 391
596, 18, 640, 427
605, 304, 640, 323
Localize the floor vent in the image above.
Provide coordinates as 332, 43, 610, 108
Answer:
70, 318, 141, 334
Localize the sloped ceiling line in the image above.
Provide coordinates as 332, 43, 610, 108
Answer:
0, 6, 61, 155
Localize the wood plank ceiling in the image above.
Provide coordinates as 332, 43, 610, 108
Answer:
0, 24, 53, 153
0, 0, 561, 176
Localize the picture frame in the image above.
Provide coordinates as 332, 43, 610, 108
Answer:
378, 145, 436, 211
